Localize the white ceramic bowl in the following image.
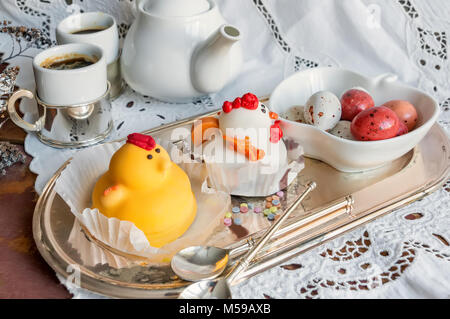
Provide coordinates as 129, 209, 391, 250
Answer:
270, 67, 440, 172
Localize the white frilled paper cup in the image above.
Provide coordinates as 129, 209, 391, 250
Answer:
192, 139, 305, 198
68, 219, 135, 269
203, 155, 304, 197
55, 140, 230, 264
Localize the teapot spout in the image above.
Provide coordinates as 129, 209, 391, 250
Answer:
192, 24, 242, 94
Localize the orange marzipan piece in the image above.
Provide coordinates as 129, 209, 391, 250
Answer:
191, 117, 219, 146
223, 135, 265, 161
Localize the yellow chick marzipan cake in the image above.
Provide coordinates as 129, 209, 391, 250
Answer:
92, 133, 197, 248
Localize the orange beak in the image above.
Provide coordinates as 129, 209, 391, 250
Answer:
269, 111, 279, 120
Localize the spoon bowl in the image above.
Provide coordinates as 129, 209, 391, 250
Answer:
171, 246, 230, 282
178, 277, 231, 299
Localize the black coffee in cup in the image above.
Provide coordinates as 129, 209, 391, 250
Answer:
71, 26, 108, 35
41, 54, 98, 70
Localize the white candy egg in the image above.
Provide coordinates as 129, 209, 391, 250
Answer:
304, 91, 341, 131
282, 105, 306, 123
329, 121, 355, 140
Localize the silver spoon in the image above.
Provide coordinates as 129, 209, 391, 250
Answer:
177, 181, 317, 299
171, 244, 252, 282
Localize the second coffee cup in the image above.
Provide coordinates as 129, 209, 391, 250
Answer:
56, 12, 122, 99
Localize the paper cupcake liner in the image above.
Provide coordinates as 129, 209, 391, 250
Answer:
189, 138, 305, 197
55, 140, 230, 264
68, 219, 134, 269
203, 156, 304, 197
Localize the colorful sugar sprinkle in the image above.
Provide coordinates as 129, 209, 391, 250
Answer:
266, 202, 273, 208
267, 214, 275, 221
224, 218, 232, 226
232, 207, 240, 214
272, 199, 280, 206
240, 206, 249, 213
264, 209, 271, 216
254, 207, 262, 214
277, 191, 284, 198
270, 206, 278, 213
233, 217, 242, 225
240, 203, 248, 208
266, 197, 273, 202
248, 203, 254, 210
225, 212, 232, 218
272, 195, 280, 201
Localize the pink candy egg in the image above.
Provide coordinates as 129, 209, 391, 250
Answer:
351, 106, 400, 141
396, 121, 409, 137
383, 100, 418, 131
341, 88, 375, 121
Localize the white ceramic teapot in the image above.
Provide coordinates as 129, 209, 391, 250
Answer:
121, 0, 243, 102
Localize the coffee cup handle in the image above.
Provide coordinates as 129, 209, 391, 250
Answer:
7, 89, 45, 132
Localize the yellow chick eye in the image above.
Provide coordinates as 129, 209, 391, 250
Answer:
155, 148, 160, 153
147, 154, 153, 160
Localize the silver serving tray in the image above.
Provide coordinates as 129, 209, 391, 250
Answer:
33, 112, 450, 298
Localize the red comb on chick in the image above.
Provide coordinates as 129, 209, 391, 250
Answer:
127, 133, 156, 151
222, 93, 259, 113
241, 93, 258, 110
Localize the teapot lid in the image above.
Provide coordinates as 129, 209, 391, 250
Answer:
143, 0, 211, 17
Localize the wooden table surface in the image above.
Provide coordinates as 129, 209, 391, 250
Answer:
0, 120, 71, 298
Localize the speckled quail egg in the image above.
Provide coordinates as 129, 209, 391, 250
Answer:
304, 91, 341, 131
282, 105, 306, 123
329, 121, 355, 140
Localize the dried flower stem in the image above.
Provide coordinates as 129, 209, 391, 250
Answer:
0, 21, 52, 63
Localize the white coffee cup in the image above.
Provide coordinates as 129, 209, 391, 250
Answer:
56, 12, 119, 65
33, 43, 107, 105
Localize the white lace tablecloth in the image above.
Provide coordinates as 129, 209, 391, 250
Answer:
1, 0, 450, 299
